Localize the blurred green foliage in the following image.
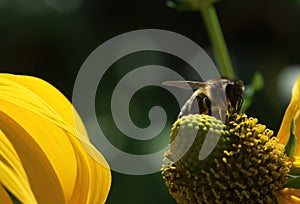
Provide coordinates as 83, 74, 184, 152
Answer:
1, 0, 300, 203
240, 71, 264, 113
166, 0, 219, 11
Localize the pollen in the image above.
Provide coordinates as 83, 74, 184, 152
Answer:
162, 113, 291, 203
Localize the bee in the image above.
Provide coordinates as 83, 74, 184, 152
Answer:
163, 78, 244, 121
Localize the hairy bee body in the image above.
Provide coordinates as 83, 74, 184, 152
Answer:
163, 78, 244, 121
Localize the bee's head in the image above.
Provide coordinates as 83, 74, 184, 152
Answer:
233, 79, 245, 96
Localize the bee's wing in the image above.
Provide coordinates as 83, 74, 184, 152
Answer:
178, 90, 199, 118
162, 81, 206, 90
206, 78, 231, 85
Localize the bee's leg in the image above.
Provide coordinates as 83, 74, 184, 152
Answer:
236, 96, 244, 113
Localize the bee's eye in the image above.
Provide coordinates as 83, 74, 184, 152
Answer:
225, 84, 233, 95
233, 84, 244, 95
234, 80, 245, 91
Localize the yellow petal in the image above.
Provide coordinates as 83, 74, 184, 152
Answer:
277, 77, 300, 156
288, 156, 300, 169
0, 128, 37, 203
278, 188, 300, 204
0, 76, 76, 203
0, 74, 88, 140
68, 138, 111, 204
0, 110, 66, 204
293, 156, 300, 168
0, 74, 111, 203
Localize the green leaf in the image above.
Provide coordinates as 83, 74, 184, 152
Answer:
251, 71, 264, 90
166, 0, 219, 11
4, 188, 22, 204
285, 119, 297, 157
166, 0, 194, 10
290, 167, 300, 176
240, 72, 264, 113
284, 176, 300, 189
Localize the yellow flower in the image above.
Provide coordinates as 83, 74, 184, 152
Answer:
0, 74, 111, 203
277, 77, 300, 203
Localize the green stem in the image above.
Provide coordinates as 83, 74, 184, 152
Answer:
201, 5, 235, 78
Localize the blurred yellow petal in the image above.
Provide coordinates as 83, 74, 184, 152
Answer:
276, 78, 300, 204
0, 109, 67, 204
0, 74, 88, 140
0, 128, 37, 203
68, 138, 111, 203
0, 76, 76, 203
293, 156, 300, 168
0, 74, 111, 203
277, 77, 300, 156
278, 188, 300, 204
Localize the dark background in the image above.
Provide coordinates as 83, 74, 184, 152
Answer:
1, 0, 300, 203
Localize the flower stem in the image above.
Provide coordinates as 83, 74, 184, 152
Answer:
200, 5, 235, 78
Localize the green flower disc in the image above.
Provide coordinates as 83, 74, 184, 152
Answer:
162, 114, 291, 204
